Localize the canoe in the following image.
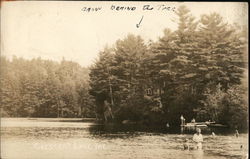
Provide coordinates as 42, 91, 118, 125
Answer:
182, 122, 207, 127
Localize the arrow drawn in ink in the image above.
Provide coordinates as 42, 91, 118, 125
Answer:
136, 16, 144, 28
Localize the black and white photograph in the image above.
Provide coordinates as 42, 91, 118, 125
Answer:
0, 1, 248, 159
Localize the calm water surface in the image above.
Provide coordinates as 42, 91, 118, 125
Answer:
1, 118, 248, 159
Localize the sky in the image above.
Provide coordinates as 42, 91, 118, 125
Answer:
1, 1, 248, 67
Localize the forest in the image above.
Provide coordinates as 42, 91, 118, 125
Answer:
0, 57, 94, 118
88, 6, 248, 129
0, 6, 248, 129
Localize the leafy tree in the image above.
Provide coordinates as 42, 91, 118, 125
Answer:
0, 57, 94, 118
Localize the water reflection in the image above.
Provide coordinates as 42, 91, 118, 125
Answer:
88, 122, 242, 136
1, 118, 248, 159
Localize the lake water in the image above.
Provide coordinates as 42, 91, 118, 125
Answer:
1, 118, 248, 159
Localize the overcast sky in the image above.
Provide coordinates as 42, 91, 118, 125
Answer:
1, 2, 248, 67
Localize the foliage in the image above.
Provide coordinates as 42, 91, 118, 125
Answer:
0, 56, 94, 118
89, 5, 247, 129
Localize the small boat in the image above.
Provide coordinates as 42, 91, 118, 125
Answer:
195, 124, 208, 127
182, 122, 207, 128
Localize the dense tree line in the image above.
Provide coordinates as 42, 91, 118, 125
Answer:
0, 5, 247, 129
89, 6, 248, 129
0, 56, 95, 118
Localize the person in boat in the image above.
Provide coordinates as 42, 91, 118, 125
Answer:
235, 129, 239, 138
191, 118, 196, 123
180, 115, 184, 125
193, 128, 203, 150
